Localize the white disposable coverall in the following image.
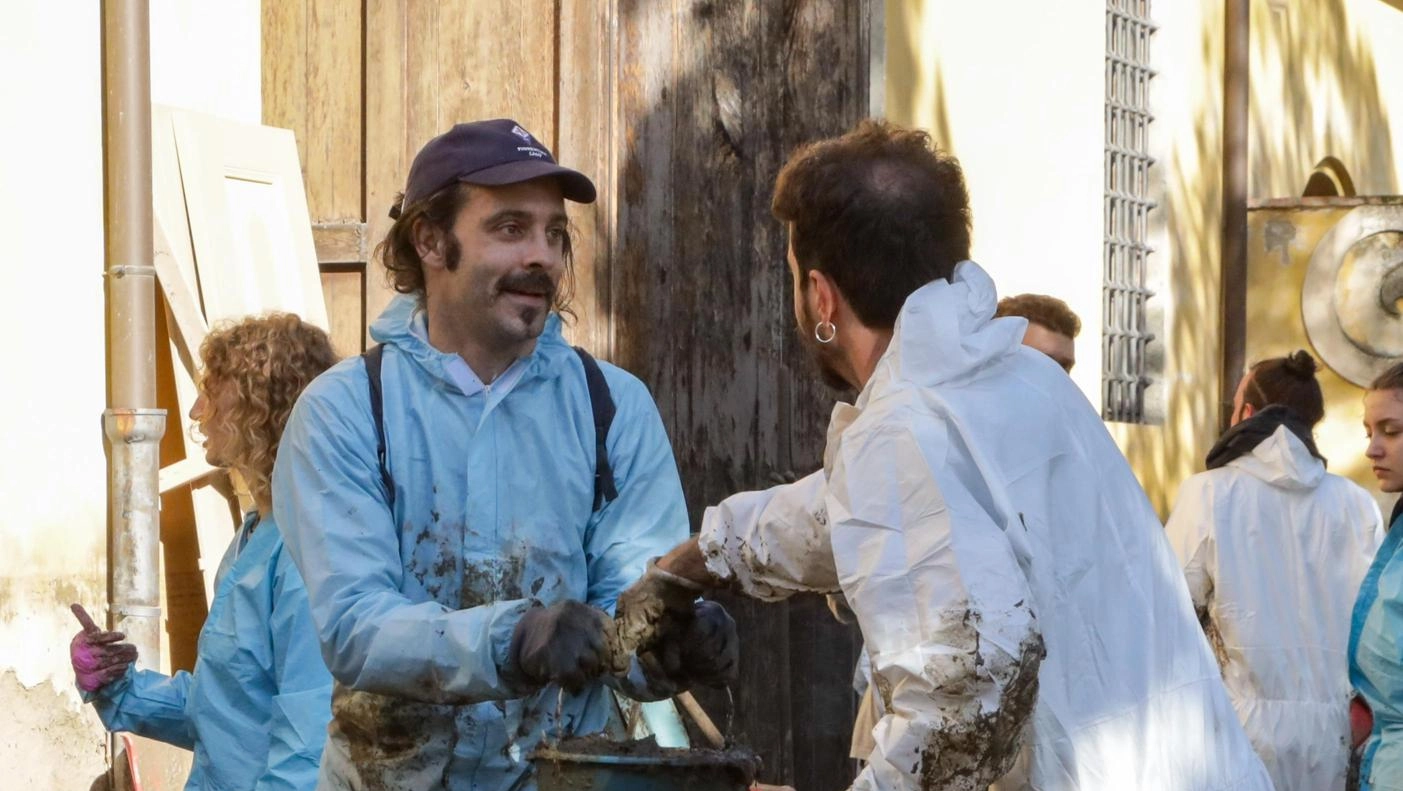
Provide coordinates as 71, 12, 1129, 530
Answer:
1166, 426, 1382, 791
698, 261, 1272, 791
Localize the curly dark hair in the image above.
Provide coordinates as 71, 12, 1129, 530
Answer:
995, 294, 1082, 339
1244, 349, 1324, 426
772, 118, 971, 329
377, 183, 576, 316
198, 313, 339, 506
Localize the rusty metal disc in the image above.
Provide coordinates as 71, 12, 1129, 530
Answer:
1301, 205, 1403, 386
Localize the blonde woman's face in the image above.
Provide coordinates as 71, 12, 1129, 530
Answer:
190, 377, 239, 469
1364, 388, 1403, 493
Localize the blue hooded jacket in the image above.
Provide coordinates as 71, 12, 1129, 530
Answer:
272, 295, 688, 790
1351, 509, 1403, 791
87, 512, 332, 791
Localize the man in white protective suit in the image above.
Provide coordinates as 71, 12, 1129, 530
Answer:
1166, 350, 1383, 791
615, 119, 1272, 791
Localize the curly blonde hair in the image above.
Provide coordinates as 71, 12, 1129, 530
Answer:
197, 313, 339, 506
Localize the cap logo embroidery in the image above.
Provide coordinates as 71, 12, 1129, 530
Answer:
516, 146, 548, 159
511, 125, 534, 143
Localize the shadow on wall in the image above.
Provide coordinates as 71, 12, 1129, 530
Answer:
883, 0, 955, 156
1120, 0, 1399, 515
1245, 0, 1399, 490
605, 2, 871, 789
1116, 0, 1226, 516
1249, 0, 1397, 198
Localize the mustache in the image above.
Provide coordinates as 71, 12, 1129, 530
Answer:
497, 270, 556, 299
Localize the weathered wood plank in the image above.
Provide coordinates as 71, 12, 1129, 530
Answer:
787, 594, 864, 791
263, 0, 362, 222
312, 221, 369, 263
261, 0, 309, 161
321, 266, 367, 357
610, 1, 872, 786
362, 0, 412, 341
304, 0, 364, 221
434, 1, 557, 148
556, 0, 615, 357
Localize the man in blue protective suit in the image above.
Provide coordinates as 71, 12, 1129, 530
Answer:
273, 119, 737, 791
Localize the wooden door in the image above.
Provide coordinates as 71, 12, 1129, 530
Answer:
263, 3, 876, 787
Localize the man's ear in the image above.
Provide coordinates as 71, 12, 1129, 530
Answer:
809, 269, 838, 323
412, 218, 446, 270
1241, 403, 1255, 421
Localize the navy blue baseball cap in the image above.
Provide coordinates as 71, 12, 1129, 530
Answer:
392, 119, 596, 217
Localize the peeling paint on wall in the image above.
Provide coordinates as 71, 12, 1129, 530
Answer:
0, 670, 108, 790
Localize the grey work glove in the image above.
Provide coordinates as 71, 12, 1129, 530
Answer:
507, 600, 623, 692
614, 557, 706, 656
642, 600, 739, 688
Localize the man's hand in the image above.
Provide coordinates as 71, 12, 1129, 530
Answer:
508, 600, 620, 692
615, 557, 707, 656
642, 600, 739, 688
69, 604, 137, 692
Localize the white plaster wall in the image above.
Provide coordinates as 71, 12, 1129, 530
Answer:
884, 0, 1107, 404
0, 3, 116, 784
0, 2, 260, 783
149, 0, 262, 123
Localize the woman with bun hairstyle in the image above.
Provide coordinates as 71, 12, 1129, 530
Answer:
1351, 361, 1403, 791
1167, 349, 1383, 791
68, 313, 339, 791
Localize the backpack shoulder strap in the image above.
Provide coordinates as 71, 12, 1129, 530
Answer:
574, 347, 619, 511
361, 343, 395, 511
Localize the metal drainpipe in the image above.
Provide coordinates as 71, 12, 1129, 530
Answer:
1219, 0, 1250, 432
102, 0, 165, 683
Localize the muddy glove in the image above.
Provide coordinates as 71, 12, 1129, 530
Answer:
508, 600, 621, 692
643, 600, 739, 688
69, 604, 137, 692
614, 557, 706, 656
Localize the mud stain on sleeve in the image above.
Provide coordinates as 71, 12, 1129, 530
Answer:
916, 629, 1046, 791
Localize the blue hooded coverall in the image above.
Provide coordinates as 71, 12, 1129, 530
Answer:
87, 512, 332, 791
272, 296, 688, 791
1352, 508, 1403, 791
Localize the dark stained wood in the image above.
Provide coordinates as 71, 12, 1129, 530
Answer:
610, 2, 873, 787
262, 3, 873, 785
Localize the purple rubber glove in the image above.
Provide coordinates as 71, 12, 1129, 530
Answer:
69, 604, 137, 692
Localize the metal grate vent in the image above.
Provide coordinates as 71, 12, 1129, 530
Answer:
1103, 0, 1157, 423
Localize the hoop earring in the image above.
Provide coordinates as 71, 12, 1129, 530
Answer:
814, 320, 837, 344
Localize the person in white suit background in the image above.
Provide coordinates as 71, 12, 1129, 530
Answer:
1167, 350, 1383, 791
